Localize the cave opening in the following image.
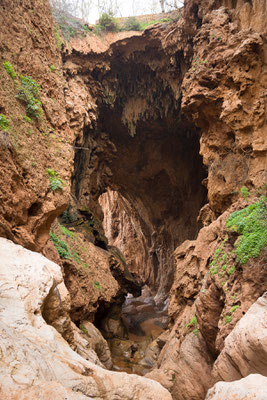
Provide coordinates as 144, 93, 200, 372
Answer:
70, 35, 208, 373
96, 105, 208, 298
73, 107, 207, 373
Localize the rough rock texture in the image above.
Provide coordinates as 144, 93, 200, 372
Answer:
65, 0, 267, 304
147, 332, 214, 399
44, 217, 140, 325
205, 374, 267, 400
181, 5, 267, 215
66, 20, 208, 301
212, 292, 267, 382
152, 198, 267, 399
72, 321, 113, 369
0, 238, 172, 400
0, 0, 73, 251
99, 190, 148, 288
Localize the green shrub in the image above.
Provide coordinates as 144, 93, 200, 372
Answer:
55, 25, 63, 49
23, 115, 32, 123
240, 186, 250, 200
226, 196, 267, 264
224, 315, 232, 324
139, 17, 172, 30
210, 265, 218, 275
186, 315, 197, 327
0, 114, 10, 131
50, 64, 56, 72
17, 75, 42, 119
83, 25, 90, 32
61, 205, 76, 224
93, 281, 101, 289
68, 26, 74, 37
227, 265, 235, 276
80, 324, 88, 334
59, 224, 76, 238
50, 231, 72, 259
3, 61, 16, 79
230, 305, 239, 314
98, 12, 119, 32
74, 252, 81, 263
46, 168, 64, 191
123, 17, 141, 31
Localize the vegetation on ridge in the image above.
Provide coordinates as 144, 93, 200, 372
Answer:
16, 75, 42, 119
226, 195, 267, 264
0, 114, 11, 131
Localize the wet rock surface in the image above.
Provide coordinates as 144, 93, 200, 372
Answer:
107, 287, 169, 375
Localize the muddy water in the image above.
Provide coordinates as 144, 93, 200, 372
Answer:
108, 288, 169, 375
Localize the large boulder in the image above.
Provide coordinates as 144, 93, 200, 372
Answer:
212, 292, 267, 381
205, 374, 267, 400
0, 238, 172, 400
147, 332, 213, 399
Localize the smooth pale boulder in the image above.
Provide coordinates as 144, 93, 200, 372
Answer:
0, 238, 173, 400
205, 374, 267, 400
212, 292, 267, 381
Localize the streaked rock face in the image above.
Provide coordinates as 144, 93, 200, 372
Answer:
205, 374, 267, 400
0, 238, 172, 400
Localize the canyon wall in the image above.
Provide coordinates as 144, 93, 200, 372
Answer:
0, 0, 73, 251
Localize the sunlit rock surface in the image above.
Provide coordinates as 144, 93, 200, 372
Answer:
205, 374, 267, 400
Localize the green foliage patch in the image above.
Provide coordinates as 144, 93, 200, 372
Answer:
186, 315, 197, 327
59, 224, 76, 238
230, 305, 239, 314
139, 17, 172, 30
226, 196, 267, 264
0, 114, 10, 131
50, 231, 72, 259
3, 61, 16, 79
80, 324, 88, 334
61, 205, 77, 224
97, 12, 119, 32
55, 25, 63, 49
74, 252, 81, 263
46, 168, 64, 191
23, 115, 32, 123
93, 281, 101, 289
122, 17, 141, 31
240, 186, 250, 201
17, 75, 42, 118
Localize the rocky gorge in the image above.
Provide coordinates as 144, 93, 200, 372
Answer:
0, 0, 266, 399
